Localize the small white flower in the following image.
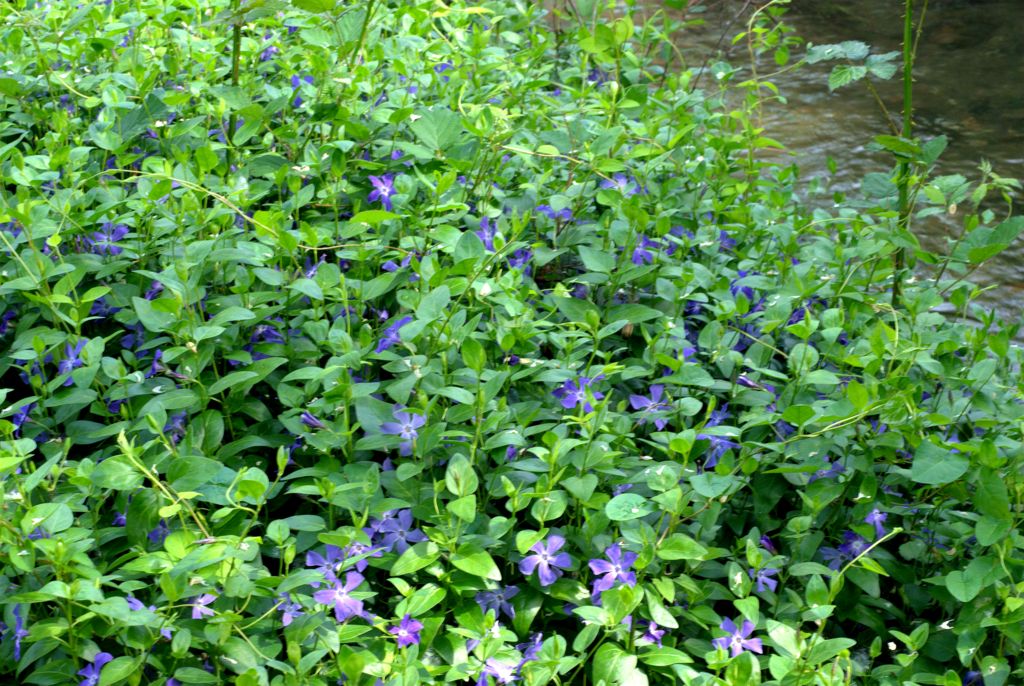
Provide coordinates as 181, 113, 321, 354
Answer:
887, 641, 897, 651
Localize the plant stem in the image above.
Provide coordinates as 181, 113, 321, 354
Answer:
226, 1, 243, 171
893, 0, 914, 307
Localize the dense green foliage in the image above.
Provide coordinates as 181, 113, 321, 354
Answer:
0, 1, 1022, 685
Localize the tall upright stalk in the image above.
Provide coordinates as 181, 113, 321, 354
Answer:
892, 0, 914, 306
226, 0, 243, 171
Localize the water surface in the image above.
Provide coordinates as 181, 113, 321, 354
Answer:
643, 0, 1024, 314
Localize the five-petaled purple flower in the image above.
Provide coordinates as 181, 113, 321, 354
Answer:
820, 530, 870, 570
552, 375, 605, 413
191, 593, 217, 620
476, 585, 519, 620
520, 535, 572, 587
477, 658, 519, 685
712, 617, 763, 657
278, 592, 303, 626
629, 384, 670, 430
380, 407, 426, 456
865, 508, 888, 539
641, 621, 666, 647
631, 235, 660, 265
58, 340, 87, 385
600, 173, 641, 196
377, 509, 428, 553
748, 567, 779, 593
376, 316, 412, 353
89, 223, 129, 256
696, 433, 739, 469
77, 652, 114, 686
476, 217, 497, 251
588, 544, 638, 599
536, 204, 572, 222
389, 614, 423, 648
313, 571, 364, 622
368, 174, 396, 211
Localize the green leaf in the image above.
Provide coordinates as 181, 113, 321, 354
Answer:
656, 533, 707, 561
410, 108, 463, 152
99, 655, 143, 685
828, 64, 867, 91
172, 667, 220, 684
91, 455, 144, 490
207, 371, 260, 396
23, 502, 73, 534
945, 570, 982, 603
349, 210, 399, 225
805, 637, 855, 666
132, 296, 177, 332
910, 440, 968, 485
605, 493, 654, 521
578, 246, 616, 273
417, 286, 451, 322
452, 544, 501, 580
390, 541, 441, 576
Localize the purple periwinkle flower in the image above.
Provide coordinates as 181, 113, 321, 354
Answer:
820, 531, 870, 570
191, 593, 217, 620
377, 509, 428, 554
641, 621, 666, 647
306, 544, 344, 578
476, 586, 519, 620
380, 408, 425, 456
629, 384, 670, 430
600, 174, 640, 196
278, 593, 303, 626
389, 614, 423, 648
290, 74, 314, 107
552, 375, 605, 413
148, 519, 170, 545
58, 340, 87, 385
0, 309, 15, 336
516, 632, 544, 664
508, 248, 532, 274
476, 217, 497, 251
313, 571, 365, 622
477, 658, 518, 685
696, 433, 739, 469
89, 222, 129, 255
77, 652, 113, 686
519, 535, 572, 587
962, 671, 983, 686
759, 534, 777, 554
865, 508, 888, 539
112, 511, 126, 526
11, 605, 27, 661
718, 230, 737, 251
300, 411, 326, 430
748, 567, 779, 593
809, 457, 845, 482
536, 204, 572, 222
588, 544, 638, 597
631, 235, 660, 265
368, 174, 396, 211
712, 618, 763, 657
376, 316, 412, 353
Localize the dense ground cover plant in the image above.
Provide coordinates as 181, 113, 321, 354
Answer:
0, 0, 1022, 684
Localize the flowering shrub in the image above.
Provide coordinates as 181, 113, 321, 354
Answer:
0, 0, 1022, 685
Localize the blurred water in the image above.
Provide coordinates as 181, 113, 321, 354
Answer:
641, 0, 1024, 314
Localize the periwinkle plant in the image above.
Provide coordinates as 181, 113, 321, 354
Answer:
0, 0, 1020, 685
